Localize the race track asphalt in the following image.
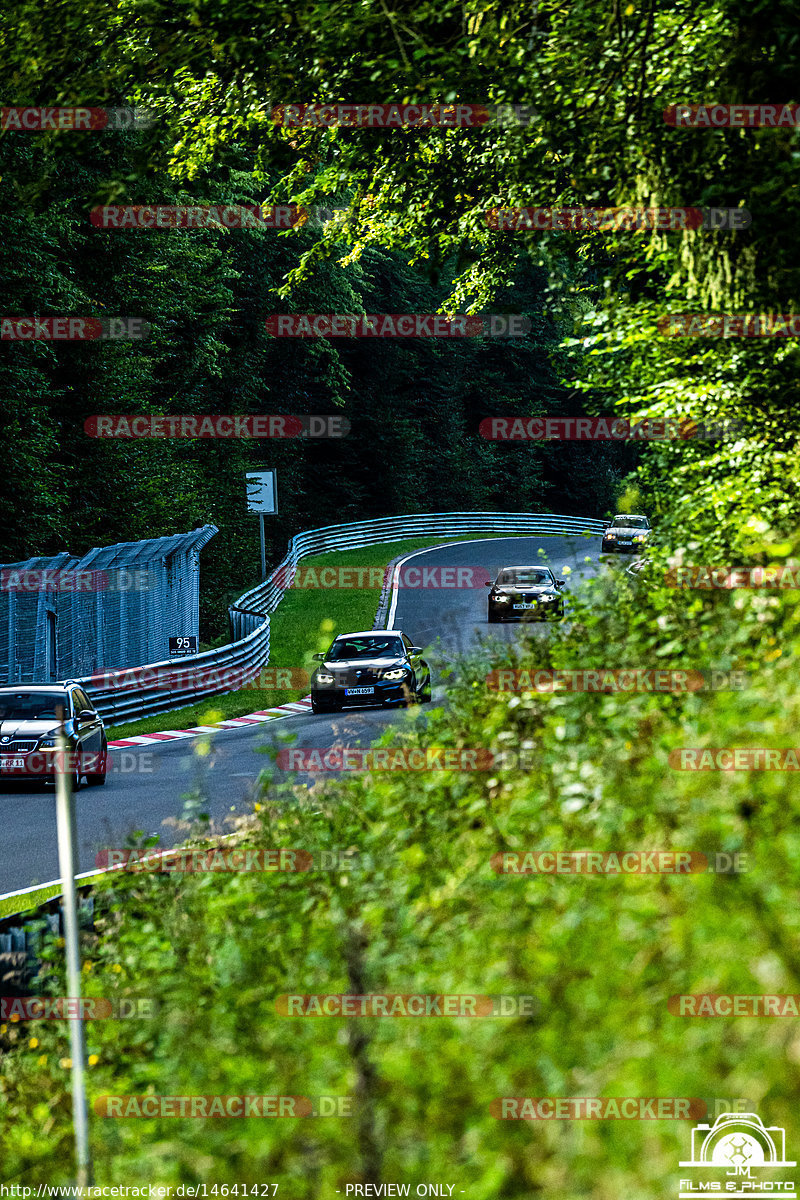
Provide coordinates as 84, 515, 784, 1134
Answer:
1, 532, 605, 895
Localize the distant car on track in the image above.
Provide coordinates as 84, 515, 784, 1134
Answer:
486, 566, 566, 623
309, 630, 431, 713
0, 682, 107, 788
601, 514, 651, 553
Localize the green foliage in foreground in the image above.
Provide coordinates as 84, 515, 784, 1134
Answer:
3, 529, 799, 1193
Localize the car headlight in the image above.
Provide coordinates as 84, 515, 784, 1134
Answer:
493, 593, 511, 602
605, 532, 617, 539
315, 672, 335, 685
541, 594, 558, 602
382, 668, 408, 681
634, 534, 645, 541
38, 737, 56, 748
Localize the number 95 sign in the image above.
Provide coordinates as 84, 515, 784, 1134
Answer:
169, 637, 197, 655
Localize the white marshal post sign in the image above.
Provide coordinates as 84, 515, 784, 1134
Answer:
245, 470, 278, 581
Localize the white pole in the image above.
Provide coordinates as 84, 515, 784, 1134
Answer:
55, 711, 93, 1186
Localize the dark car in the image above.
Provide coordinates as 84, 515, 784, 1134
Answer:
486, 566, 566, 623
601, 513, 651, 553
309, 630, 431, 713
0, 682, 107, 788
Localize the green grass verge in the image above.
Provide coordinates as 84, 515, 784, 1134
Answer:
105, 530, 564, 741
0, 876, 99, 920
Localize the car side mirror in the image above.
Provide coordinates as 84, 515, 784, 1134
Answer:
312, 653, 325, 661
410, 646, 422, 655
557, 579, 566, 587
485, 582, 493, 588
76, 708, 96, 721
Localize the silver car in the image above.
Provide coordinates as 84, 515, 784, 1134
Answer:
0, 683, 107, 788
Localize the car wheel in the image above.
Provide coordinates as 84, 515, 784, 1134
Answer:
488, 610, 501, 623
86, 746, 107, 786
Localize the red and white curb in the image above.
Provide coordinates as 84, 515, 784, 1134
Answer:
108, 697, 313, 748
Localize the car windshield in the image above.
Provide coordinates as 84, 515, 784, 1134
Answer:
0, 692, 68, 720
327, 638, 405, 661
612, 517, 648, 529
497, 570, 553, 586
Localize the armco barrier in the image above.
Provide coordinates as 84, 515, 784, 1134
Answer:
0, 895, 95, 995
77, 512, 605, 724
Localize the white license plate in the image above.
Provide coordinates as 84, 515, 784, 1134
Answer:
0, 757, 26, 769
618, 540, 631, 545
513, 602, 536, 610
345, 686, 375, 696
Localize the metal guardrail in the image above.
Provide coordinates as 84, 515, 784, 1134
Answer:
77, 512, 605, 725
0, 895, 95, 995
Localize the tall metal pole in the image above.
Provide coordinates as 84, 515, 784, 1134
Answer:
55, 710, 93, 1186
259, 512, 267, 582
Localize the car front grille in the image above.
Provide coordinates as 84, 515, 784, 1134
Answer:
1, 740, 39, 754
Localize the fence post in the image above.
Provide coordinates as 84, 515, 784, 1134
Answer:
55, 713, 93, 1186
